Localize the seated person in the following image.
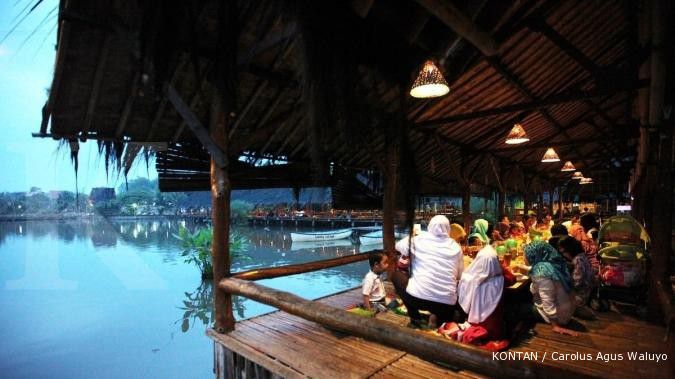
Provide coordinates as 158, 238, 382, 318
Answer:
557, 236, 596, 319
548, 224, 569, 250
469, 219, 490, 245
569, 223, 600, 274
455, 245, 516, 345
391, 215, 463, 328
449, 223, 466, 244
521, 241, 577, 336
466, 234, 484, 258
508, 223, 524, 239
362, 252, 390, 312
495, 215, 511, 240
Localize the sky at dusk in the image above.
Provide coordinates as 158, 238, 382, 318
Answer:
0, 0, 156, 193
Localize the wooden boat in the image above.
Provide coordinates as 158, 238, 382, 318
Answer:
289, 228, 352, 242
359, 230, 405, 245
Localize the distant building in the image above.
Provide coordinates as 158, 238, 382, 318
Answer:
90, 187, 115, 204
48, 191, 69, 200
26, 187, 43, 197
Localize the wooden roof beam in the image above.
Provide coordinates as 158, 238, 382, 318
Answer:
172, 65, 211, 142
351, 0, 376, 19
236, 24, 296, 67
146, 59, 188, 141
488, 135, 631, 153
228, 39, 296, 139
166, 84, 227, 169
439, 0, 488, 63
485, 56, 594, 169
414, 0, 498, 56
526, 19, 602, 79
416, 79, 647, 128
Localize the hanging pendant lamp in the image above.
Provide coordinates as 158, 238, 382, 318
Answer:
560, 161, 576, 172
410, 60, 449, 98
505, 123, 530, 144
580, 177, 593, 185
541, 147, 560, 162
572, 171, 584, 180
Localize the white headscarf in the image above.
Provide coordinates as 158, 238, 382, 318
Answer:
458, 245, 504, 323
427, 215, 451, 239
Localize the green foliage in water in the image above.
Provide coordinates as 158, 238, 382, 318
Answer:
174, 225, 250, 279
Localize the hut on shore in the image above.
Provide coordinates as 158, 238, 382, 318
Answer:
36, 0, 673, 377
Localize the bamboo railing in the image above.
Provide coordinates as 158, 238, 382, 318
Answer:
232, 252, 372, 281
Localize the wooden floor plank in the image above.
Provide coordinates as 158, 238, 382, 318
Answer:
209, 286, 672, 378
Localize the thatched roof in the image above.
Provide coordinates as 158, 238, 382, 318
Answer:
37, 0, 646, 200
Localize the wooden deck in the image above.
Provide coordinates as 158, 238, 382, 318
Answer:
208, 286, 673, 378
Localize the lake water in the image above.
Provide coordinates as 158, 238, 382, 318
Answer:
0, 218, 377, 379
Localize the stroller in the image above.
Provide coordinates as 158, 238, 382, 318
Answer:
596, 215, 650, 308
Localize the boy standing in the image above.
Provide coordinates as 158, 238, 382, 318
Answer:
362, 253, 389, 312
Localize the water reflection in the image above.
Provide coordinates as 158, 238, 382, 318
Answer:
0, 218, 371, 378
176, 281, 247, 333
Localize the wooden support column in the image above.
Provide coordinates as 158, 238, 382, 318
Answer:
489, 157, 506, 217
647, 0, 671, 293
383, 115, 401, 268
537, 192, 544, 220
210, 94, 234, 333
523, 191, 530, 216
548, 185, 555, 215
497, 191, 506, 217
211, 0, 237, 333
558, 186, 564, 219
462, 184, 472, 232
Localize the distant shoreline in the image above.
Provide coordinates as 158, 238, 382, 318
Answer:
0, 214, 212, 222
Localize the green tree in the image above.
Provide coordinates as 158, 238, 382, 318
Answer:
26, 193, 51, 214
56, 192, 76, 212
230, 200, 254, 224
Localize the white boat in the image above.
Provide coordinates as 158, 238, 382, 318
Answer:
359, 230, 405, 245
359, 242, 383, 253
290, 239, 353, 251
290, 228, 352, 242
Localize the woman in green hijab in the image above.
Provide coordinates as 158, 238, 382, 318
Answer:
468, 219, 490, 245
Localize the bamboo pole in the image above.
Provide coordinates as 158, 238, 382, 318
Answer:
218, 278, 589, 379
233, 252, 373, 281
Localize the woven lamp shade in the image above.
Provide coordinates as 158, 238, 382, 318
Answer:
410, 61, 449, 98
505, 123, 530, 144
561, 161, 576, 172
580, 177, 593, 185
572, 171, 584, 180
541, 147, 560, 162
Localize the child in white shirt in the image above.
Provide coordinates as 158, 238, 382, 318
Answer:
362, 252, 389, 312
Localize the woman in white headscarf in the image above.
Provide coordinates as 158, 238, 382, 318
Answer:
392, 215, 464, 328
458, 245, 514, 340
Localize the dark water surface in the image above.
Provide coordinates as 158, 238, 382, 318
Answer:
0, 218, 376, 379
